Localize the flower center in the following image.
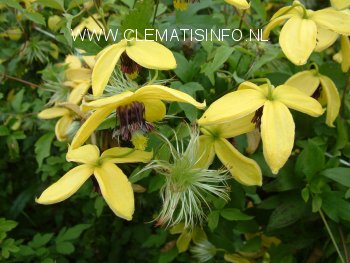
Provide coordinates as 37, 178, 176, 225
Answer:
311, 85, 322, 100
114, 101, 154, 143
251, 106, 264, 129
120, 53, 142, 79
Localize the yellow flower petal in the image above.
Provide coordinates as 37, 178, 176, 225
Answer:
197, 89, 266, 126
201, 113, 255, 139
273, 85, 324, 117
285, 70, 320, 96
65, 55, 82, 69
66, 144, 100, 164
319, 75, 341, 127
311, 9, 350, 35
315, 26, 338, 52
194, 135, 215, 169
91, 41, 127, 97
224, 0, 250, 9
68, 82, 90, 104
331, 0, 350, 10
71, 106, 114, 149
55, 115, 73, 141
261, 100, 295, 174
142, 99, 166, 122
82, 91, 134, 111
94, 162, 134, 220
36, 164, 93, 204
263, 14, 294, 40
340, 35, 350, 72
270, 5, 304, 20
126, 40, 176, 70
38, 107, 70, 119
66, 68, 91, 82
279, 16, 317, 65
214, 138, 262, 186
134, 85, 206, 109
82, 55, 96, 69
101, 147, 152, 163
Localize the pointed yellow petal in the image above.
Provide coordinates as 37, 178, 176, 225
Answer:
143, 99, 166, 122
126, 40, 176, 70
273, 85, 324, 117
198, 89, 266, 126
311, 9, 350, 35
224, 0, 250, 9
279, 16, 317, 65
65, 55, 82, 69
71, 106, 114, 149
65, 68, 91, 82
94, 162, 134, 220
55, 115, 73, 141
68, 82, 90, 104
285, 70, 320, 96
38, 107, 69, 119
263, 14, 293, 40
82, 55, 96, 69
340, 35, 350, 72
134, 85, 206, 109
66, 144, 100, 164
214, 138, 262, 186
270, 5, 304, 20
314, 26, 338, 52
194, 135, 215, 169
261, 101, 295, 174
201, 113, 255, 139
319, 76, 341, 127
36, 164, 93, 204
101, 147, 152, 163
82, 91, 134, 111
91, 41, 127, 97
331, 0, 350, 10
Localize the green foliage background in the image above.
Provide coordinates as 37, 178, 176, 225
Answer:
0, 0, 350, 262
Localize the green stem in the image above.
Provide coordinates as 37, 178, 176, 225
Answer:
148, 70, 158, 84
152, 0, 159, 26
341, 74, 350, 116
319, 210, 345, 263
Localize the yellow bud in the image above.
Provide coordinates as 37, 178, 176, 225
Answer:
48, 15, 62, 32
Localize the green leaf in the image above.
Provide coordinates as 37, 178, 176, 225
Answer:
322, 167, 350, 187
295, 140, 325, 178
301, 187, 310, 203
36, 0, 64, 11
267, 194, 307, 230
56, 224, 91, 243
220, 208, 253, 221
312, 195, 322, 213
321, 191, 350, 222
0, 218, 17, 233
120, 0, 155, 35
55, 242, 75, 255
176, 230, 192, 253
35, 133, 55, 168
10, 89, 24, 112
208, 210, 220, 231
0, 0, 24, 11
24, 12, 46, 26
29, 233, 54, 249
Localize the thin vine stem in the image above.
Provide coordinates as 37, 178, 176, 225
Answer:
319, 210, 345, 263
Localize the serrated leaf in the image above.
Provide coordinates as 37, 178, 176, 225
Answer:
120, 0, 155, 35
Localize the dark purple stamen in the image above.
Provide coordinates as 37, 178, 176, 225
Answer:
114, 102, 154, 141
251, 106, 264, 130
311, 85, 322, 100
120, 53, 142, 75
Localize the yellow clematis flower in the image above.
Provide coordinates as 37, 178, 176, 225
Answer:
286, 69, 341, 127
198, 115, 262, 186
198, 81, 324, 174
333, 35, 350, 72
36, 144, 152, 220
38, 107, 77, 142
331, 0, 350, 10
263, 1, 350, 65
224, 0, 250, 9
64, 55, 94, 104
92, 40, 177, 96
70, 85, 206, 149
